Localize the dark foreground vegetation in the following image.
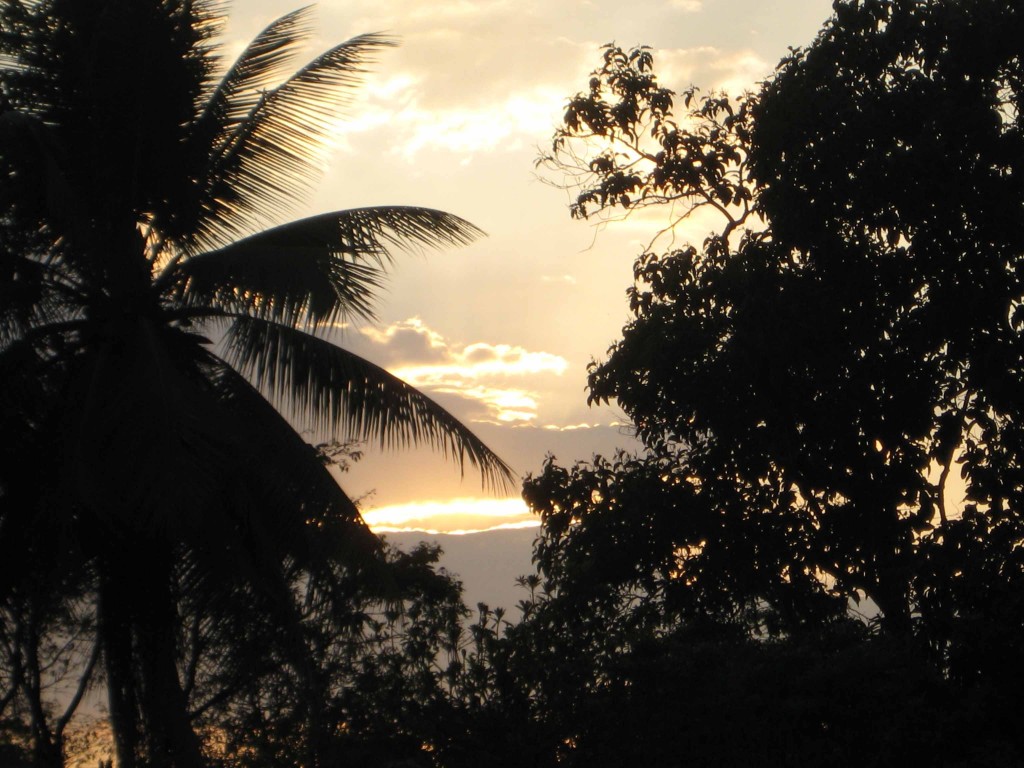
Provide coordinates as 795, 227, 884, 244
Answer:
4, 0, 1024, 765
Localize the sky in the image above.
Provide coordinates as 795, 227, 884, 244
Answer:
221, 0, 836, 534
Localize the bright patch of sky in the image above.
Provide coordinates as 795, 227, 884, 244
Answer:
225, 0, 836, 532
363, 497, 536, 534
345, 317, 568, 423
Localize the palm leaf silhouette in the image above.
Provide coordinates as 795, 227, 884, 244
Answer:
0, 3, 511, 765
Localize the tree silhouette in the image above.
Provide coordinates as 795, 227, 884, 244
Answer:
0, 2, 511, 766
537, 0, 1024, 649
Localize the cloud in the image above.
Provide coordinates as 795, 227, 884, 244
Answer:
241, 0, 797, 167
362, 496, 537, 533
708, 50, 773, 94
354, 42, 773, 161
360, 317, 450, 364
335, 0, 521, 29
391, 344, 568, 380
314, 4, 602, 160
668, 0, 703, 11
356, 318, 568, 423
403, 0, 517, 21
657, 46, 772, 93
396, 86, 570, 159
333, 84, 571, 160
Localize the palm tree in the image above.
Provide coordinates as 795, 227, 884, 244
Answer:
0, 2, 511, 766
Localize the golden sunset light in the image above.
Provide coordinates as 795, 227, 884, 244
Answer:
362, 497, 537, 534
197, 0, 841, 603
19, 1, 1009, 764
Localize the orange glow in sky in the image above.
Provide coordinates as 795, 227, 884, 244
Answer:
362, 497, 538, 534
224, 0, 835, 528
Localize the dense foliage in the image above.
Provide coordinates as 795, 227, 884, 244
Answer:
538, 0, 1024, 645
6, 0, 1024, 766
520, 0, 1024, 762
0, 2, 508, 767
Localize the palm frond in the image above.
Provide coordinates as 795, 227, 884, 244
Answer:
195, 6, 313, 137
173, 207, 485, 326
203, 355, 382, 562
222, 316, 516, 491
0, 110, 84, 247
192, 32, 397, 246
52, 320, 238, 535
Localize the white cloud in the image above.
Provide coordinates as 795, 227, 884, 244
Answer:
668, 0, 703, 11
363, 496, 536, 533
357, 318, 568, 423
360, 317, 450, 363
369, 86, 568, 160
402, 0, 519, 22
709, 50, 773, 94
392, 345, 568, 380
348, 43, 773, 161
657, 46, 772, 94
327, 67, 572, 159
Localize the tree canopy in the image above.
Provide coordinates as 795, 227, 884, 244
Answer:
506, 2, 1024, 762
536, 0, 1024, 652
7, 0, 1024, 766
0, 2, 510, 766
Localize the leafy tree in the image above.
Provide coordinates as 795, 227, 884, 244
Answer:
180, 541, 464, 768
0, 2, 511, 766
181, 539, 553, 768
0, 579, 98, 768
537, 0, 1024, 656
415, 3, 1024, 764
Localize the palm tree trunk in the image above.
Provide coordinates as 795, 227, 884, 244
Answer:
98, 559, 141, 768
132, 545, 205, 768
98, 545, 205, 768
